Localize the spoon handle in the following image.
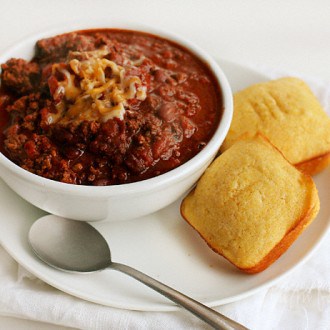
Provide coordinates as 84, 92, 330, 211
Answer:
110, 262, 248, 330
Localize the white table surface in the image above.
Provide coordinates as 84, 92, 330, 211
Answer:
0, 0, 330, 329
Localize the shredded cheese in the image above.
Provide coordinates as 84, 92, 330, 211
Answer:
49, 48, 147, 124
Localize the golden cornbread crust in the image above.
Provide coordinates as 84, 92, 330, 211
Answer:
181, 135, 320, 274
295, 152, 330, 176
220, 77, 330, 175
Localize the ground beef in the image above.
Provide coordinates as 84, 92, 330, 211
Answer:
35, 33, 96, 64
1, 59, 40, 95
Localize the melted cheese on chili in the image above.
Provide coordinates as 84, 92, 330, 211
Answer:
49, 48, 147, 124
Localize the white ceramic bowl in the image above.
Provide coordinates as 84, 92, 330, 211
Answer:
0, 23, 233, 221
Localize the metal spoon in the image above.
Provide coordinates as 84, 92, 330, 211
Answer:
29, 215, 248, 330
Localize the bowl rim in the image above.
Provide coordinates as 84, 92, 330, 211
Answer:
0, 22, 233, 196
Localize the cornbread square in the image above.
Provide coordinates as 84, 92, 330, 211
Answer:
181, 135, 320, 273
220, 77, 330, 175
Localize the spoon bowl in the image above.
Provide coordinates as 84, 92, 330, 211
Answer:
29, 215, 248, 330
29, 215, 111, 272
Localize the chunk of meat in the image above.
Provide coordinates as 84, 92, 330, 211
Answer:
35, 33, 95, 63
1, 58, 40, 94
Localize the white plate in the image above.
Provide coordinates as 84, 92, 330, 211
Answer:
1, 60, 330, 312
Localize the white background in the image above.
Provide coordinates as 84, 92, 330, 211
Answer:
0, 0, 330, 328
1, 0, 330, 80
